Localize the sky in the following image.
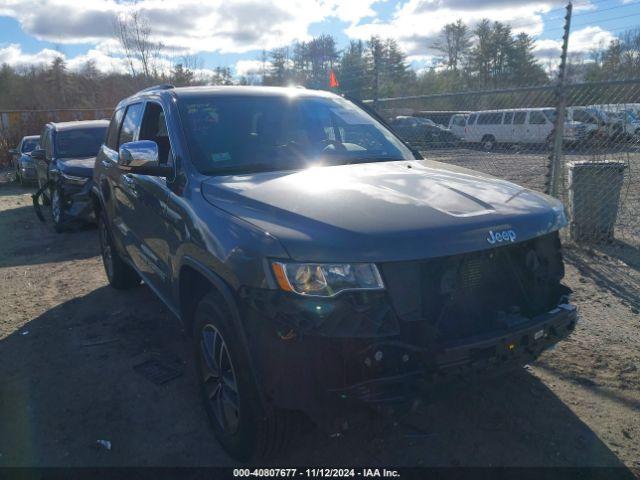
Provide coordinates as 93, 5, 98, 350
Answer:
0, 0, 638, 78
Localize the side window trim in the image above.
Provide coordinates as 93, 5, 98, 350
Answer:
45, 129, 54, 159
139, 100, 174, 166
106, 107, 125, 152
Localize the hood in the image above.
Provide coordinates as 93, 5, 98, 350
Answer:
57, 157, 96, 178
201, 160, 566, 263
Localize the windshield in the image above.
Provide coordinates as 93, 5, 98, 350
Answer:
21, 138, 38, 153
543, 109, 557, 122
179, 93, 415, 175
55, 127, 107, 158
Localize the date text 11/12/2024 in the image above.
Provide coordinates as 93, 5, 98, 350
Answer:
233, 468, 401, 478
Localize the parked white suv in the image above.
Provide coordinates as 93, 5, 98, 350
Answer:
463, 108, 586, 150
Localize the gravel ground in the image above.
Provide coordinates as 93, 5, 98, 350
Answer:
0, 165, 638, 473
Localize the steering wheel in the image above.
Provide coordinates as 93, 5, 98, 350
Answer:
319, 139, 347, 153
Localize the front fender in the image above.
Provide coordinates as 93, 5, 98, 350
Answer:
177, 255, 269, 409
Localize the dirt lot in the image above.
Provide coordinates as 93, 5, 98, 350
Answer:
0, 164, 639, 473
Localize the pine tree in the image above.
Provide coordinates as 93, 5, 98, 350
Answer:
338, 40, 369, 99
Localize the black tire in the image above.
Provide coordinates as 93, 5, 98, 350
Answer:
98, 212, 140, 289
38, 179, 51, 206
50, 186, 66, 233
481, 135, 496, 151
194, 292, 298, 462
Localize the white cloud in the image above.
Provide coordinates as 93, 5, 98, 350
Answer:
344, 0, 565, 58
65, 48, 129, 74
0, 0, 384, 56
0, 43, 132, 74
533, 26, 616, 62
234, 59, 269, 77
0, 0, 618, 76
0, 43, 61, 69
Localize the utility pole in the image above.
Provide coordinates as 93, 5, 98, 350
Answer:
547, 1, 572, 198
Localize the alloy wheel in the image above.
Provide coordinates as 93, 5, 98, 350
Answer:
200, 324, 240, 434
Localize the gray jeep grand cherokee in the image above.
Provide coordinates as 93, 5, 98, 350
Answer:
92, 84, 577, 461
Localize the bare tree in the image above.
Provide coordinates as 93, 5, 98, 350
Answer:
113, 10, 164, 80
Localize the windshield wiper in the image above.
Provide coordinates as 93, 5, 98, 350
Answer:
204, 163, 299, 175
341, 156, 404, 165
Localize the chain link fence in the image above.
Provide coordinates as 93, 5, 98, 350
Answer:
0, 108, 112, 167
368, 79, 640, 306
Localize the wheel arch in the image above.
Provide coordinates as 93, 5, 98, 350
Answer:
178, 256, 241, 337
90, 185, 103, 218
178, 256, 268, 409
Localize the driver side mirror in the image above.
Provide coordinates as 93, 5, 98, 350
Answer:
30, 148, 46, 161
118, 140, 172, 176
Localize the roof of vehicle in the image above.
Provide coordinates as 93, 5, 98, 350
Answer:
21, 135, 39, 140
46, 119, 110, 131
123, 85, 338, 105
470, 108, 553, 114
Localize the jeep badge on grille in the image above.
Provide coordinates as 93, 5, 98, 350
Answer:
487, 229, 517, 244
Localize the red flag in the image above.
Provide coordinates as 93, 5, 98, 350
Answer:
329, 69, 339, 88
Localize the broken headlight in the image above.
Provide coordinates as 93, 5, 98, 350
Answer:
61, 172, 89, 185
271, 261, 384, 297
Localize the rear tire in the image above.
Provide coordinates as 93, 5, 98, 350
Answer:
98, 212, 140, 289
194, 292, 299, 461
481, 135, 496, 151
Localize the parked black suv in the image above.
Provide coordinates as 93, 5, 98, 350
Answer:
9, 135, 39, 185
32, 120, 109, 232
93, 85, 577, 461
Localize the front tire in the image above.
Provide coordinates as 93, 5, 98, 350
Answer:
98, 212, 140, 289
194, 292, 298, 461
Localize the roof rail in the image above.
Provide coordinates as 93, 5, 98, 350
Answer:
135, 83, 175, 95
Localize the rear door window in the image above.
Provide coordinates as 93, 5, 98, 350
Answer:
513, 112, 526, 124
477, 112, 503, 125
118, 103, 143, 147
503, 112, 514, 124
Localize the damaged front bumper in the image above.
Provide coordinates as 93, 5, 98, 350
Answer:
58, 178, 95, 224
240, 287, 577, 426
333, 303, 577, 404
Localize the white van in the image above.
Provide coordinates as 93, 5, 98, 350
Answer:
463, 108, 586, 150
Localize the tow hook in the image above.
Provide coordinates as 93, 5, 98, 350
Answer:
32, 180, 53, 222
